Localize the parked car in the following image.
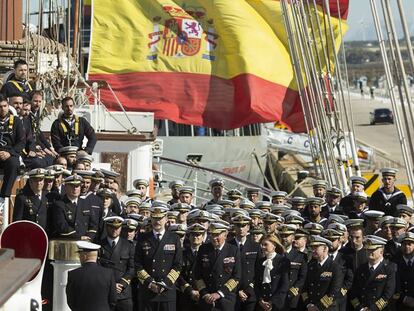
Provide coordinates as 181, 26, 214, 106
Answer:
370, 108, 394, 125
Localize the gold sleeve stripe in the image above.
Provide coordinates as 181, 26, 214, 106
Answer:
224, 279, 238, 292
320, 295, 334, 308
289, 287, 299, 296
87, 230, 97, 233
60, 231, 76, 236
136, 270, 150, 284
121, 277, 131, 285
195, 279, 206, 291
351, 298, 360, 308
375, 298, 388, 311
166, 269, 180, 284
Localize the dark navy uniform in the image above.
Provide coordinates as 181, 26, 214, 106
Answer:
0, 113, 25, 197
176, 246, 200, 311
285, 247, 308, 310
134, 230, 183, 311
302, 257, 344, 311
51, 196, 98, 240
340, 243, 368, 272
66, 262, 117, 311
394, 253, 414, 311
13, 184, 49, 231
193, 242, 241, 311
99, 237, 135, 311
369, 188, 407, 216
332, 252, 354, 311
350, 260, 397, 311
50, 114, 97, 154
384, 240, 402, 263
254, 253, 290, 311
228, 236, 260, 311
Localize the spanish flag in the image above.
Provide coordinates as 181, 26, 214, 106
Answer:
88, 0, 348, 132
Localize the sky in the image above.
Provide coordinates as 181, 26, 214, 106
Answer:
345, 0, 414, 41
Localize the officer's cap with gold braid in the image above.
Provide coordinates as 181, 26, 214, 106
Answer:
279, 224, 297, 235
64, 174, 83, 185
27, 168, 46, 179
58, 146, 79, 155
150, 206, 169, 218
97, 188, 114, 198
309, 235, 333, 247
139, 202, 151, 210
248, 209, 264, 218
72, 170, 95, 179
231, 214, 252, 225
44, 169, 56, 180
364, 235, 387, 250
304, 222, 324, 235
271, 204, 288, 214
209, 222, 230, 234
218, 199, 235, 209
227, 189, 243, 200
133, 178, 149, 188
124, 197, 141, 207
46, 164, 64, 174
327, 222, 347, 234
363, 210, 385, 220
104, 216, 124, 228
263, 212, 284, 224
379, 216, 394, 228
327, 186, 342, 196
328, 214, 346, 225
295, 228, 310, 238
285, 214, 305, 225
123, 218, 139, 230
101, 168, 120, 179
322, 229, 342, 241
245, 186, 260, 194
167, 211, 179, 220
169, 224, 187, 236
91, 169, 105, 182
345, 218, 364, 229
398, 232, 414, 243
250, 225, 266, 235
171, 202, 191, 213
188, 223, 207, 234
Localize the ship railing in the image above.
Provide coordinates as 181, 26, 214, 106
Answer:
153, 156, 271, 206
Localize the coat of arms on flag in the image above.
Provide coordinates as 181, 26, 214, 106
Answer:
147, 5, 218, 60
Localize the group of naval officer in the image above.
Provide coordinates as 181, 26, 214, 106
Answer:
10, 161, 414, 311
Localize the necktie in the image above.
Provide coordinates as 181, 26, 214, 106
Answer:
329, 254, 334, 261
239, 243, 244, 253
369, 266, 375, 274
111, 240, 116, 249
157, 233, 161, 241
215, 248, 220, 258
408, 260, 413, 267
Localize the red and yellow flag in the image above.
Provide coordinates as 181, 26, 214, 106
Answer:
88, 0, 348, 131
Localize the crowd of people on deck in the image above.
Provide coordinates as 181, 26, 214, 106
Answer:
1, 59, 414, 311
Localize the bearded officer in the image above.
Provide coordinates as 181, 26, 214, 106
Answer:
193, 222, 241, 311
134, 204, 183, 311
66, 241, 117, 311
99, 216, 135, 311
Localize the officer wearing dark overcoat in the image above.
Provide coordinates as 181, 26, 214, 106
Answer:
302, 235, 344, 311
13, 168, 49, 231
350, 235, 397, 311
254, 234, 290, 311
193, 222, 241, 311
279, 224, 308, 310
228, 214, 260, 311
393, 232, 414, 311
99, 216, 135, 311
134, 205, 183, 311
66, 241, 117, 311
51, 174, 98, 240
